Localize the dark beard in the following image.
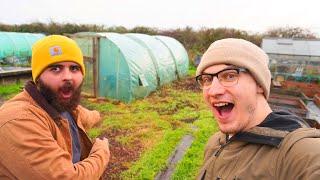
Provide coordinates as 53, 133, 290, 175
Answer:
37, 80, 82, 113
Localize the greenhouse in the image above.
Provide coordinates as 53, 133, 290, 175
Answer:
126, 33, 177, 86
0, 32, 45, 66
72, 32, 189, 102
155, 35, 189, 78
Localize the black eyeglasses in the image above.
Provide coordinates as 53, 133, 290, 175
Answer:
195, 67, 247, 89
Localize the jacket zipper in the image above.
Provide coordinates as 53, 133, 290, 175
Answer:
202, 135, 233, 180
214, 139, 232, 157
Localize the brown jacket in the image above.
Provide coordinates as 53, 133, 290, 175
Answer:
198, 111, 320, 180
0, 82, 108, 180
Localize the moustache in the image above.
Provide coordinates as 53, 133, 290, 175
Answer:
59, 81, 74, 92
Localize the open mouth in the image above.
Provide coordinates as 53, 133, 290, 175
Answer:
213, 102, 234, 117
59, 85, 74, 100
60, 89, 73, 99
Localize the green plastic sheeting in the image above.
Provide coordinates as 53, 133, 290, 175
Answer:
155, 35, 189, 78
97, 32, 158, 102
0, 32, 45, 66
73, 32, 189, 103
126, 33, 178, 86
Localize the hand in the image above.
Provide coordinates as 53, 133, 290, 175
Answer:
95, 137, 109, 151
90, 137, 110, 164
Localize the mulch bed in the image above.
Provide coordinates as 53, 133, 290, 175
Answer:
99, 129, 143, 180
171, 77, 201, 92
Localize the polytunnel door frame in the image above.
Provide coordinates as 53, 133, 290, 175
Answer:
91, 36, 99, 97
83, 37, 99, 98
69, 34, 100, 98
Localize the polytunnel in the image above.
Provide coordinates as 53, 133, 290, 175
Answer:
125, 33, 178, 86
71, 32, 189, 102
0, 32, 45, 66
155, 35, 189, 78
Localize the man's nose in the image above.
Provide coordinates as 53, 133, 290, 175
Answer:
62, 69, 73, 80
206, 77, 226, 96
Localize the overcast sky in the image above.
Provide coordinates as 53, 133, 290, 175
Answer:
2, 0, 320, 35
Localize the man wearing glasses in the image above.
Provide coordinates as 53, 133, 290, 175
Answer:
196, 38, 320, 179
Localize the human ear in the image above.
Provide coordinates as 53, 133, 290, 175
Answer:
257, 85, 264, 94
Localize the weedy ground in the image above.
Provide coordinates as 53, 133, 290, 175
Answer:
0, 67, 218, 179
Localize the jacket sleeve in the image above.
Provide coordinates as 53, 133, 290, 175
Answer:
76, 105, 101, 130
0, 113, 108, 180
278, 137, 320, 180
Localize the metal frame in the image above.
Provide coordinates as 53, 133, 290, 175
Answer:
67, 34, 100, 97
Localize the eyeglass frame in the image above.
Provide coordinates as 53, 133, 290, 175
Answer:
195, 67, 247, 89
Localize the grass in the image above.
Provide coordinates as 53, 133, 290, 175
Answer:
188, 64, 197, 77
88, 127, 103, 138
121, 128, 189, 179
0, 83, 23, 99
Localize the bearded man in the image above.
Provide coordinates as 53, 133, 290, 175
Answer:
0, 35, 110, 179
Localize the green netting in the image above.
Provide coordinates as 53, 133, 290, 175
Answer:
0, 32, 45, 66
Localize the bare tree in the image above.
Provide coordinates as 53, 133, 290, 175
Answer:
265, 27, 316, 39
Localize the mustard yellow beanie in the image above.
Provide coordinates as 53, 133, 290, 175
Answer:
31, 35, 85, 82
196, 38, 271, 99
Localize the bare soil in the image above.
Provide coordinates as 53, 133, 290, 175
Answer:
99, 129, 143, 180
171, 77, 201, 92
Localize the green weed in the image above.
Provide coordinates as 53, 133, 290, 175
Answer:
188, 64, 197, 77
88, 127, 103, 139
0, 83, 22, 99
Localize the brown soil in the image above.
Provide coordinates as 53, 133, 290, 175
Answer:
282, 81, 320, 98
99, 129, 143, 180
171, 77, 201, 92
